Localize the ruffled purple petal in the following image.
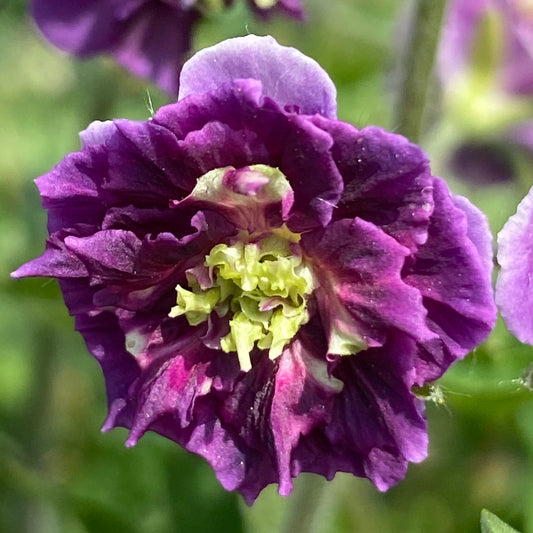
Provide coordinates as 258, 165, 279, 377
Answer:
100, 324, 249, 492
101, 205, 192, 236
80, 120, 117, 148
104, 119, 197, 206
176, 121, 270, 175
178, 35, 337, 118
74, 308, 142, 411
12, 229, 89, 279
404, 179, 496, 382
64, 230, 143, 282
280, 114, 343, 230
124, 338, 224, 445
310, 119, 435, 253
184, 412, 247, 493
103, 327, 246, 494
302, 218, 436, 354
156, 80, 343, 228
117, 327, 248, 486
292, 332, 427, 491
453, 193, 494, 275
496, 185, 533, 344
218, 325, 343, 503
35, 147, 108, 233
69, 211, 234, 311
270, 336, 343, 497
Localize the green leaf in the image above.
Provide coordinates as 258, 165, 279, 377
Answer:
480, 509, 519, 533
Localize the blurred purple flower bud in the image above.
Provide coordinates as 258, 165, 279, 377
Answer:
30, 0, 304, 95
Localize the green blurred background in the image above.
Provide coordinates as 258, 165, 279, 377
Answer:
2, 0, 533, 531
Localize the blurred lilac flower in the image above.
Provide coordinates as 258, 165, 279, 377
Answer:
439, 0, 533, 184
442, 2, 533, 349
13, 35, 496, 503
496, 186, 533, 343
30, 0, 304, 95
440, 0, 533, 95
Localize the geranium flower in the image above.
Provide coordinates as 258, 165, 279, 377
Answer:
30, 0, 304, 95
12, 35, 496, 503
438, 0, 533, 185
440, 0, 533, 95
496, 186, 533, 343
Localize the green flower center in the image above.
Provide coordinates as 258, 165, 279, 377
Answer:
169, 229, 314, 371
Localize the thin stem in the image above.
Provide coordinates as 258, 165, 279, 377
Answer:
395, 0, 448, 143
279, 475, 328, 533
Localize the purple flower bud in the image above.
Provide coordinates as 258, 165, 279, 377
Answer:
30, 0, 304, 95
13, 35, 496, 503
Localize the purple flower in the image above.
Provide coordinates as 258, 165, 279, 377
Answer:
13, 35, 496, 503
440, 0, 533, 95
30, 0, 304, 95
438, 0, 533, 186
496, 186, 533, 343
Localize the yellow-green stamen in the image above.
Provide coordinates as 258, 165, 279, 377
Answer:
169, 230, 314, 372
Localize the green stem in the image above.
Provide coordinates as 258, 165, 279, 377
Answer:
22, 324, 57, 533
279, 475, 328, 533
394, 0, 448, 143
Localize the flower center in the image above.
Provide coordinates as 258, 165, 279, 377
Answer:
169, 228, 315, 371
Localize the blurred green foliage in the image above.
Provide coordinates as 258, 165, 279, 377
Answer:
2, 0, 533, 531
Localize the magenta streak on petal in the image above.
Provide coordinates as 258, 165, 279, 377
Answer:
271, 338, 343, 495
287, 332, 427, 493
